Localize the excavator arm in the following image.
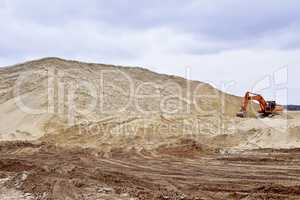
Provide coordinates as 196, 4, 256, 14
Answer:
240, 92, 267, 113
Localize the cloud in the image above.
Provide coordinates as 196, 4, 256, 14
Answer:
2, 0, 300, 60
0, 0, 299, 103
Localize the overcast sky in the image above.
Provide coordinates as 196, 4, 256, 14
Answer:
0, 0, 299, 104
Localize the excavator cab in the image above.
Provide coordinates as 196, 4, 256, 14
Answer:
266, 101, 276, 111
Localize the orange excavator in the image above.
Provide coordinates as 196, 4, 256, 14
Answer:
236, 91, 284, 118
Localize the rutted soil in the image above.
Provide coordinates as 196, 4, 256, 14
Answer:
0, 141, 300, 200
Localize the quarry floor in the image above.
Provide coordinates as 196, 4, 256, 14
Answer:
0, 142, 300, 200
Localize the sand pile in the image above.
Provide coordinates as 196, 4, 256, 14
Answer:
222, 113, 300, 150
0, 57, 299, 151
0, 57, 240, 141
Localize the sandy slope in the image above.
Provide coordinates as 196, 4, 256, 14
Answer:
0, 58, 299, 151
0, 57, 240, 140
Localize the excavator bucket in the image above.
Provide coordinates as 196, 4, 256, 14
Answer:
236, 110, 246, 118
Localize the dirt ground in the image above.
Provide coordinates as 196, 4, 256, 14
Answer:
0, 141, 300, 200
